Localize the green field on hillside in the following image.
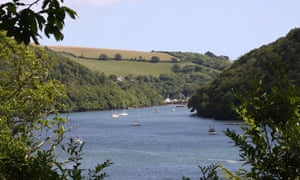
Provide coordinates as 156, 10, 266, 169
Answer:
48, 46, 175, 61
49, 45, 231, 78
67, 55, 174, 77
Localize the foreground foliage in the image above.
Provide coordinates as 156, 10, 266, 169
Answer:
225, 71, 300, 179
0, 0, 77, 44
1, 1, 112, 179
185, 67, 300, 179
0, 32, 111, 179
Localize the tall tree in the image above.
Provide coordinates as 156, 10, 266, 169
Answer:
0, 29, 111, 180
114, 53, 122, 60
0, 1, 111, 178
0, 0, 77, 44
0, 31, 66, 179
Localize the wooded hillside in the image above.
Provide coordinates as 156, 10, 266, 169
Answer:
47, 50, 163, 111
188, 28, 300, 120
46, 45, 231, 112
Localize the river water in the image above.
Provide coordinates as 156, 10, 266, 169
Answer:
64, 105, 244, 180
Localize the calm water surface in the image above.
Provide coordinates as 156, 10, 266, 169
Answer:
65, 105, 243, 180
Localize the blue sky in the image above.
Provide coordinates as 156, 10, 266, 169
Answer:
40, 0, 300, 60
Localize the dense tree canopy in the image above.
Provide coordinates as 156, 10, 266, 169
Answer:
0, 32, 65, 179
188, 28, 300, 120
167, 51, 230, 70
0, 31, 111, 179
0, 0, 77, 44
0, 1, 113, 178
46, 49, 164, 111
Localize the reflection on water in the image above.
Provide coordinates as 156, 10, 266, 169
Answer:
64, 105, 243, 180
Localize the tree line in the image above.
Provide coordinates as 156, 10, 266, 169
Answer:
98, 53, 162, 62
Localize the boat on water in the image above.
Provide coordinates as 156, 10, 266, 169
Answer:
112, 113, 120, 118
131, 120, 141, 126
111, 107, 121, 118
119, 101, 128, 116
74, 137, 83, 144
153, 108, 160, 113
208, 128, 217, 135
119, 112, 128, 116
131, 105, 141, 126
208, 116, 217, 135
175, 104, 185, 108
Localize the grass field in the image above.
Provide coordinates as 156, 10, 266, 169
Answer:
48, 46, 175, 61
67, 55, 174, 77
49, 45, 218, 77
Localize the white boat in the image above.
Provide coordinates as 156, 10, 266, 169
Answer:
74, 137, 83, 144
111, 105, 120, 118
112, 113, 120, 118
119, 111, 128, 116
208, 117, 217, 135
131, 120, 141, 126
131, 105, 141, 126
175, 104, 185, 108
111, 109, 120, 118
119, 101, 128, 116
208, 128, 217, 135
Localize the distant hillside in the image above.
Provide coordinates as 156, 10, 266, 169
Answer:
62, 55, 174, 77
48, 46, 231, 77
48, 46, 176, 61
47, 45, 232, 109
0, 31, 231, 113
166, 51, 230, 70
47, 50, 163, 111
188, 28, 300, 120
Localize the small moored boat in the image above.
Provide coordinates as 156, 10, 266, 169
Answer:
153, 108, 160, 113
119, 112, 128, 116
208, 116, 217, 135
131, 121, 141, 126
75, 137, 83, 144
111, 113, 120, 118
208, 128, 217, 135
